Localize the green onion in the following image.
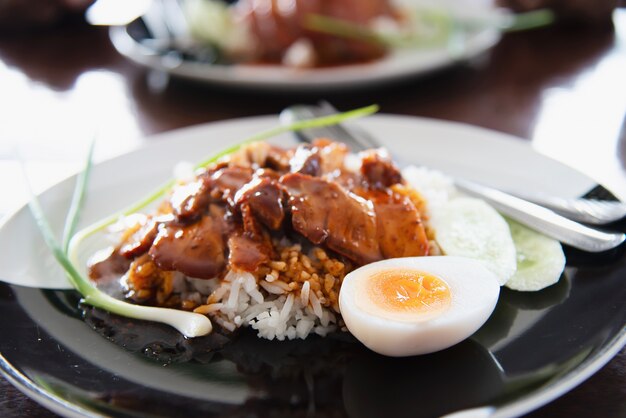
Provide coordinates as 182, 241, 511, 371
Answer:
45, 104, 378, 337
305, 9, 555, 50
305, 12, 455, 49
504, 10, 555, 32
305, 15, 387, 46
62, 137, 95, 254
25, 150, 213, 337
195, 104, 380, 166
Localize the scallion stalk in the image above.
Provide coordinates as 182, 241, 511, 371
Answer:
62, 137, 95, 254
25, 148, 213, 337
304, 9, 555, 50
504, 9, 555, 32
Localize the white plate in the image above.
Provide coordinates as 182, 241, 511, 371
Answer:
109, 21, 500, 91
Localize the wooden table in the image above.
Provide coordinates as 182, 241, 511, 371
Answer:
1, 9, 624, 418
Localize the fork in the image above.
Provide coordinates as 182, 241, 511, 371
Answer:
502, 191, 626, 225
279, 104, 626, 253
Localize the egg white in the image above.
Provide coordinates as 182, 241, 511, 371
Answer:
339, 256, 500, 357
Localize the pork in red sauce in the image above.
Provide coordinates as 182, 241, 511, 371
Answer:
356, 188, 429, 258
234, 0, 397, 66
149, 205, 229, 279
360, 149, 403, 189
281, 172, 382, 265
235, 176, 286, 230
118, 214, 160, 259
89, 140, 429, 290
228, 233, 272, 273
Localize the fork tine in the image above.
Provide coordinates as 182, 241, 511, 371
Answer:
280, 104, 378, 151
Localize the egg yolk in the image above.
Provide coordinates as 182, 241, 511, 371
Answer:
361, 269, 451, 322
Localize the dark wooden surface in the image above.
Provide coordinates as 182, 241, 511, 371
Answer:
0, 8, 625, 418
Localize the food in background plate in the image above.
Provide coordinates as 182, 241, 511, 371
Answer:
238, 0, 396, 66
150, 1, 555, 72
184, 0, 401, 67
86, 139, 565, 356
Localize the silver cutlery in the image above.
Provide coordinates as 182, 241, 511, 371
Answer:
280, 104, 625, 253
502, 191, 626, 225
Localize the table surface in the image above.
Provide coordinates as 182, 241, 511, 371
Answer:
0, 8, 625, 418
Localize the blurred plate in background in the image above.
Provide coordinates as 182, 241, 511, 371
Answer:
109, 3, 501, 91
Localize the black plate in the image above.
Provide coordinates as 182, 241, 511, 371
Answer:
1, 113, 625, 418
1, 217, 625, 418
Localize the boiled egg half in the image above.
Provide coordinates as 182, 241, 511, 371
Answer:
339, 256, 500, 357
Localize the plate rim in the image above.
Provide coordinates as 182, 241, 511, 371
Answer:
491, 329, 625, 418
108, 21, 501, 91
0, 354, 103, 418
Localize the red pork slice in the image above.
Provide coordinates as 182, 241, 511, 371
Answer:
289, 145, 322, 176
228, 233, 272, 273
228, 202, 274, 272
235, 0, 393, 64
118, 214, 160, 259
235, 176, 286, 230
88, 247, 131, 280
289, 140, 350, 177
281, 172, 382, 265
209, 166, 254, 206
170, 179, 211, 222
169, 165, 253, 221
265, 145, 292, 172
149, 205, 228, 279
358, 188, 429, 258
313, 139, 350, 174
360, 150, 403, 189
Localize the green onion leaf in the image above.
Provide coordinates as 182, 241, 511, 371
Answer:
504, 9, 555, 32
62, 137, 95, 254
305, 9, 555, 50
305, 14, 386, 46
24, 151, 213, 337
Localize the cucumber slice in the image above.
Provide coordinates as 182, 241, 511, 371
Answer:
504, 218, 566, 292
431, 197, 517, 285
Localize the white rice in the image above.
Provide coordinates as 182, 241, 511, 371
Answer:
300, 281, 310, 306
402, 165, 458, 216
259, 281, 286, 295
183, 270, 337, 341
